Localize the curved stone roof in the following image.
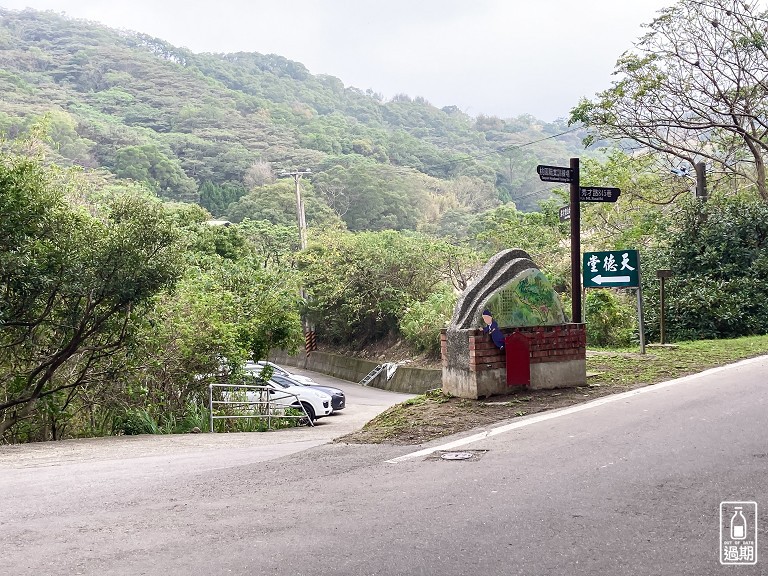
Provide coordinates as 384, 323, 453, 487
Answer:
449, 249, 539, 330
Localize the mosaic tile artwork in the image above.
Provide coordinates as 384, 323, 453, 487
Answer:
481, 268, 565, 328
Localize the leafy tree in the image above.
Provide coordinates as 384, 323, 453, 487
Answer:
224, 180, 341, 229
199, 180, 247, 217
113, 258, 303, 429
643, 193, 768, 340
430, 207, 474, 242
399, 284, 457, 355
578, 149, 676, 250
470, 204, 564, 265
239, 219, 299, 268
162, 200, 211, 227
44, 109, 95, 165
113, 144, 198, 202
312, 158, 429, 231
0, 154, 184, 440
185, 222, 251, 261
446, 175, 500, 213
571, 0, 768, 200
297, 230, 474, 346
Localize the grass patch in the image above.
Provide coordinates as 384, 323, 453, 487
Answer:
586, 334, 768, 387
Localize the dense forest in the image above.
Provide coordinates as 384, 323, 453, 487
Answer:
2, 1, 768, 443
0, 7, 592, 221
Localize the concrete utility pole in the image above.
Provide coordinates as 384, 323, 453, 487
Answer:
694, 161, 707, 201
281, 169, 312, 250
280, 169, 316, 353
671, 163, 707, 201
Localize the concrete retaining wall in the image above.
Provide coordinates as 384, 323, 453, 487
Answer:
269, 350, 442, 395
383, 365, 442, 394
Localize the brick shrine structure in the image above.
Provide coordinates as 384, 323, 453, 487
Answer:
441, 249, 587, 399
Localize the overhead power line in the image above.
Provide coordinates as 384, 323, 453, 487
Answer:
510, 186, 566, 203
427, 126, 583, 173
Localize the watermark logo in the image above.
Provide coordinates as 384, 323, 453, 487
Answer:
720, 501, 758, 565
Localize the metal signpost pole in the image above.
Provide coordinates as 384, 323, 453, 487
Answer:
660, 275, 666, 345
209, 384, 214, 433
636, 261, 646, 355
537, 160, 586, 324
570, 158, 582, 324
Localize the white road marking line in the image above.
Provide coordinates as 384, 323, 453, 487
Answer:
385, 355, 767, 464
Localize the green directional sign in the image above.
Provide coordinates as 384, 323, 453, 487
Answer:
583, 250, 640, 288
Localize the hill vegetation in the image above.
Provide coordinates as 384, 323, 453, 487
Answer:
0, 7, 589, 221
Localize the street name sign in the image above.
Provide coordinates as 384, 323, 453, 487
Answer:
558, 205, 571, 221
537, 165, 573, 183
583, 250, 640, 288
579, 187, 621, 202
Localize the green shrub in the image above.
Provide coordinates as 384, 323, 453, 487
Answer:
399, 286, 457, 354
584, 289, 636, 347
643, 194, 768, 341
179, 399, 209, 433
114, 408, 160, 436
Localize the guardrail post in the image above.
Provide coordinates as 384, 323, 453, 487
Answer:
209, 384, 214, 433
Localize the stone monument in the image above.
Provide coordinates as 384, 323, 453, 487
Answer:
441, 249, 586, 399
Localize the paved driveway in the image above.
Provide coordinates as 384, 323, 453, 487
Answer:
0, 368, 415, 472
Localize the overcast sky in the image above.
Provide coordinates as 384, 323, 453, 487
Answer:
1, 0, 673, 121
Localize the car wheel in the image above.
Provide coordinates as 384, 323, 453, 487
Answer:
300, 402, 316, 424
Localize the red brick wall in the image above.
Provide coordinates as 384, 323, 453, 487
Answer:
467, 334, 505, 372
516, 324, 586, 365
441, 324, 586, 372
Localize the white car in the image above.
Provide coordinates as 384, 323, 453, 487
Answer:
229, 375, 332, 422
264, 377, 332, 421
245, 361, 317, 385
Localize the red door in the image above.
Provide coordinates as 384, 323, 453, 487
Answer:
505, 332, 530, 387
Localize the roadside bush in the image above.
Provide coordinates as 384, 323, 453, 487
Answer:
399, 286, 457, 355
114, 408, 160, 436
584, 289, 636, 347
643, 194, 768, 341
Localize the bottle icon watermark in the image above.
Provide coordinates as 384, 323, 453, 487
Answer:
731, 506, 747, 540
720, 501, 758, 565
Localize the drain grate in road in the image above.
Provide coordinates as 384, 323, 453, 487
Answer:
431, 450, 488, 462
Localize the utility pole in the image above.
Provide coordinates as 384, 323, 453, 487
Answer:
694, 161, 707, 201
671, 162, 707, 201
281, 169, 311, 250
280, 169, 316, 355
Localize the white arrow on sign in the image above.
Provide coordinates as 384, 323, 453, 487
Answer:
591, 275, 631, 285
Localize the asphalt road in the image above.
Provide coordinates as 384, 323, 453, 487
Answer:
2, 359, 767, 576
0, 368, 414, 472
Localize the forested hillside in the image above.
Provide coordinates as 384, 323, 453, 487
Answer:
0, 7, 589, 225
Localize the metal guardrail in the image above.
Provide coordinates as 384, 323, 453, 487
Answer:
208, 383, 313, 432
